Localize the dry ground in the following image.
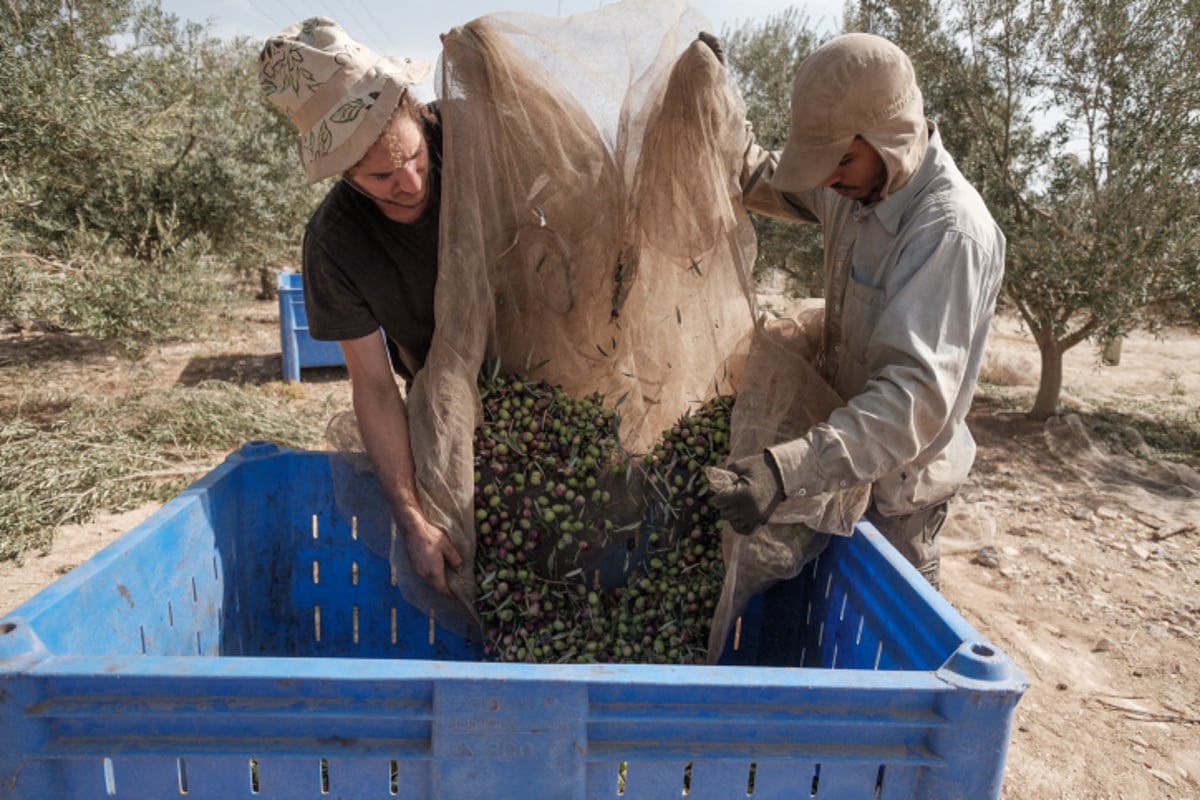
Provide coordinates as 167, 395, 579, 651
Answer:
2, 297, 1198, 799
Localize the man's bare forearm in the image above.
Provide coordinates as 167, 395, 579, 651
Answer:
340, 334, 462, 593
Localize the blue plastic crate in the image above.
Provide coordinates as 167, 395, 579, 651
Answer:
278, 271, 346, 382
0, 442, 1026, 800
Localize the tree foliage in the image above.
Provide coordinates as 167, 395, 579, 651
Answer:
0, 0, 319, 350
721, 9, 828, 296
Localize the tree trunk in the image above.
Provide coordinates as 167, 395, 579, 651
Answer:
1031, 339, 1064, 420
1101, 337, 1123, 366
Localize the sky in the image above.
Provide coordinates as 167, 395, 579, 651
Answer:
157, 0, 845, 78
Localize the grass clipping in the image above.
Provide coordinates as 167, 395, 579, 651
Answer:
0, 380, 330, 561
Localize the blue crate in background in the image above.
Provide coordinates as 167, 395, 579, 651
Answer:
278, 271, 345, 382
0, 443, 1027, 800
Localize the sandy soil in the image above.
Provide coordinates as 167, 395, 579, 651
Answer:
2, 299, 1198, 799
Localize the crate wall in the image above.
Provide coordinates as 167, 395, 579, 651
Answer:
0, 442, 1027, 800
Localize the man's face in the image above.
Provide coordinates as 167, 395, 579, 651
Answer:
822, 137, 887, 204
346, 111, 430, 224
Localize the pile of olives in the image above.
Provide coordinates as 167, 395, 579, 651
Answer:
472, 370, 733, 664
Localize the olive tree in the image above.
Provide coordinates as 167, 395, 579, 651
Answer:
1011, 0, 1200, 417
0, 0, 318, 347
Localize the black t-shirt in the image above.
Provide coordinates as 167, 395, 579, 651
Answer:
301, 104, 442, 383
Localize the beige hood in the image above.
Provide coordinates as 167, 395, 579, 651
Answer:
773, 33, 928, 200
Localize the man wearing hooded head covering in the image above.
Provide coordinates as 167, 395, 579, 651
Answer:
713, 33, 1006, 589
259, 18, 462, 596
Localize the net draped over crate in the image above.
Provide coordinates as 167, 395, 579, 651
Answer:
332, 0, 868, 656
706, 308, 870, 661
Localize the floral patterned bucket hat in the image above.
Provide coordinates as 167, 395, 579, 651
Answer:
259, 17, 433, 183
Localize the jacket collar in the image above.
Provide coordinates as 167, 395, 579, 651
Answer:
867, 121, 940, 235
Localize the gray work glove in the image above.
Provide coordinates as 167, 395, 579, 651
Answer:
697, 31, 725, 64
711, 451, 785, 535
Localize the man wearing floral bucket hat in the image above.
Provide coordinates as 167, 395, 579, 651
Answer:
714, 33, 1006, 590
259, 17, 462, 596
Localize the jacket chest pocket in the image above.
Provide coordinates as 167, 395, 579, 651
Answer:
834, 277, 886, 394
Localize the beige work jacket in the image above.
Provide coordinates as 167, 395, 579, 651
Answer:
741, 124, 1006, 517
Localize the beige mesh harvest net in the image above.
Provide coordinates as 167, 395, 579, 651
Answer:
332, 0, 868, 663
